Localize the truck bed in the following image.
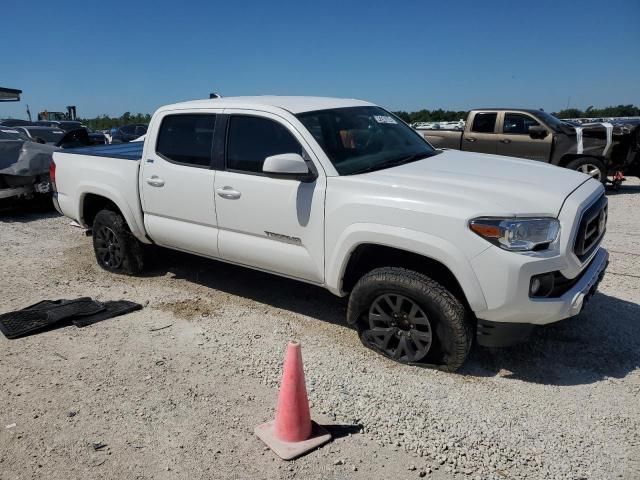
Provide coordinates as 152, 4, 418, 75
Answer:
52, 144, 147, 239
65, 142, 143, 160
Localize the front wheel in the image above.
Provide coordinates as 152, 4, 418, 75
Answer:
347, 267, 472, 372
566, 157, 607, 184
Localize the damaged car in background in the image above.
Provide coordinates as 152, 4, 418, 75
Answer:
417, 108, 640, 187
0, 127, 93, 206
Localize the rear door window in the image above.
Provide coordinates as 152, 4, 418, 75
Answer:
156, 114, 216, 167
471, 113, 498, 133
226, 116, 302, 173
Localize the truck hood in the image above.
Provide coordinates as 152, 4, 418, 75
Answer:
354, 150, 592, 217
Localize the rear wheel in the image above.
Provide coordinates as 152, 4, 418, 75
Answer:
566, 157, 607, 184
347, 267, 472, 372
92, 209, 144, 275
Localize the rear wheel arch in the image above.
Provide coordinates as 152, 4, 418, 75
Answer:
81, 193, 120, 228
79, 192, 145, 240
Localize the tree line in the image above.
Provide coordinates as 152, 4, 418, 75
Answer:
77, 104, 639, 130
393, 104, 640, 123
78, 112, 152, 131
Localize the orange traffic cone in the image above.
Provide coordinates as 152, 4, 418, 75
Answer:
255, 341, 331, 460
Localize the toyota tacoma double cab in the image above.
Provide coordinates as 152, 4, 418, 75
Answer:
51, 96, 609, 371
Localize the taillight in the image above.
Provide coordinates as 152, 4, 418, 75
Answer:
49, 159, 56, 190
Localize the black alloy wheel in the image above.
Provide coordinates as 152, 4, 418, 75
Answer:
94, 225, 123, 269
364, 293, 433, 362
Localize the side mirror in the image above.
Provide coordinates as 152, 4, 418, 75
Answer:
529, 125, 548, 139
263, 153, 311, 177
33, 136, 47, 144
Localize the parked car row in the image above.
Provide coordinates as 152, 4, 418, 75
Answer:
0, 119, 150, 146
0, 119, 107, 145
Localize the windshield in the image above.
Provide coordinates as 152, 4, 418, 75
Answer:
297, 106, 437, 175
534, 111, 569, 132
27, 128, 66, 143
0, 128, 30, 141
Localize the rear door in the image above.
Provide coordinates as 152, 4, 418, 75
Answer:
140, 110, 221, 257
461, 112, 499, 154
213, 111, 326, 283
497, 112, 552, 162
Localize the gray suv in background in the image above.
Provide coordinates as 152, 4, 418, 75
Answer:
110, 124, 147, 143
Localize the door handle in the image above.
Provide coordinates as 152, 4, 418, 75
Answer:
145, 176, 165, 187
500, 139, 512, 144
216, 186, 241, 200
465, 137, 477, 142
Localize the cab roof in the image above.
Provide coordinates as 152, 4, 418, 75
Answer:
160, 96, 376, 115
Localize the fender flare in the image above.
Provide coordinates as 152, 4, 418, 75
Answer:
76, 183, 149, 243
326, 223, 488, 313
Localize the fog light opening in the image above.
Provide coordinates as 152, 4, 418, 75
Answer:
530, 277, 542, 296
529, 273, 555, 298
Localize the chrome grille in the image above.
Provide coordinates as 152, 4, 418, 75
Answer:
574, 195, 607, 261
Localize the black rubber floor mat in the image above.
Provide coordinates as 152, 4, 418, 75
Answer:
23, 298, 105, 321
0, 298, 105, 339
72, 300, 142, 327
0, 298, 142, 339
0, 310, 64, 340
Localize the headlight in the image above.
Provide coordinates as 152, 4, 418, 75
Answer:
469, 217, 560, 251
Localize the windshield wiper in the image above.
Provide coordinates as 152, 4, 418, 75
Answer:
350, 153, 429, 175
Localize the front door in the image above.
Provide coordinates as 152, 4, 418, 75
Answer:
497, 112, 552, 162
214, 112, 325, 283
140, 111, 220, 257
461, 111, 499, 154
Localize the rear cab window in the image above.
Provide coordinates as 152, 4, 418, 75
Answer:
471, 112, 498, 133
156, 114, 216, 168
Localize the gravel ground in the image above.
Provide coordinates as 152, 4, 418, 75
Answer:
1, 180, 639, 480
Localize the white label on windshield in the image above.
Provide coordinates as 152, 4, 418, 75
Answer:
1, 129, 20, 134
53, 130, 64, 134
373, 115, 397, 124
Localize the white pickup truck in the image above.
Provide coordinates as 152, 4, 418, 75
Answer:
51, 96, 609, 371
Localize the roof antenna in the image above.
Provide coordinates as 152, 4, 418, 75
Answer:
209, 92, 222, 99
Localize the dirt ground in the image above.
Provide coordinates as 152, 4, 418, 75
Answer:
1, 180, 639, 480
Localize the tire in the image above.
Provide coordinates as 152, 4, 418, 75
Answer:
92, 209, 144, 275
347, 267, 472, 372
566, 157, 607, 185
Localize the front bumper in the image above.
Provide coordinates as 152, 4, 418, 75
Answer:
475, 247, 608, 347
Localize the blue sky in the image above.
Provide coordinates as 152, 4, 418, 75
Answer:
1, 0, 638, 119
